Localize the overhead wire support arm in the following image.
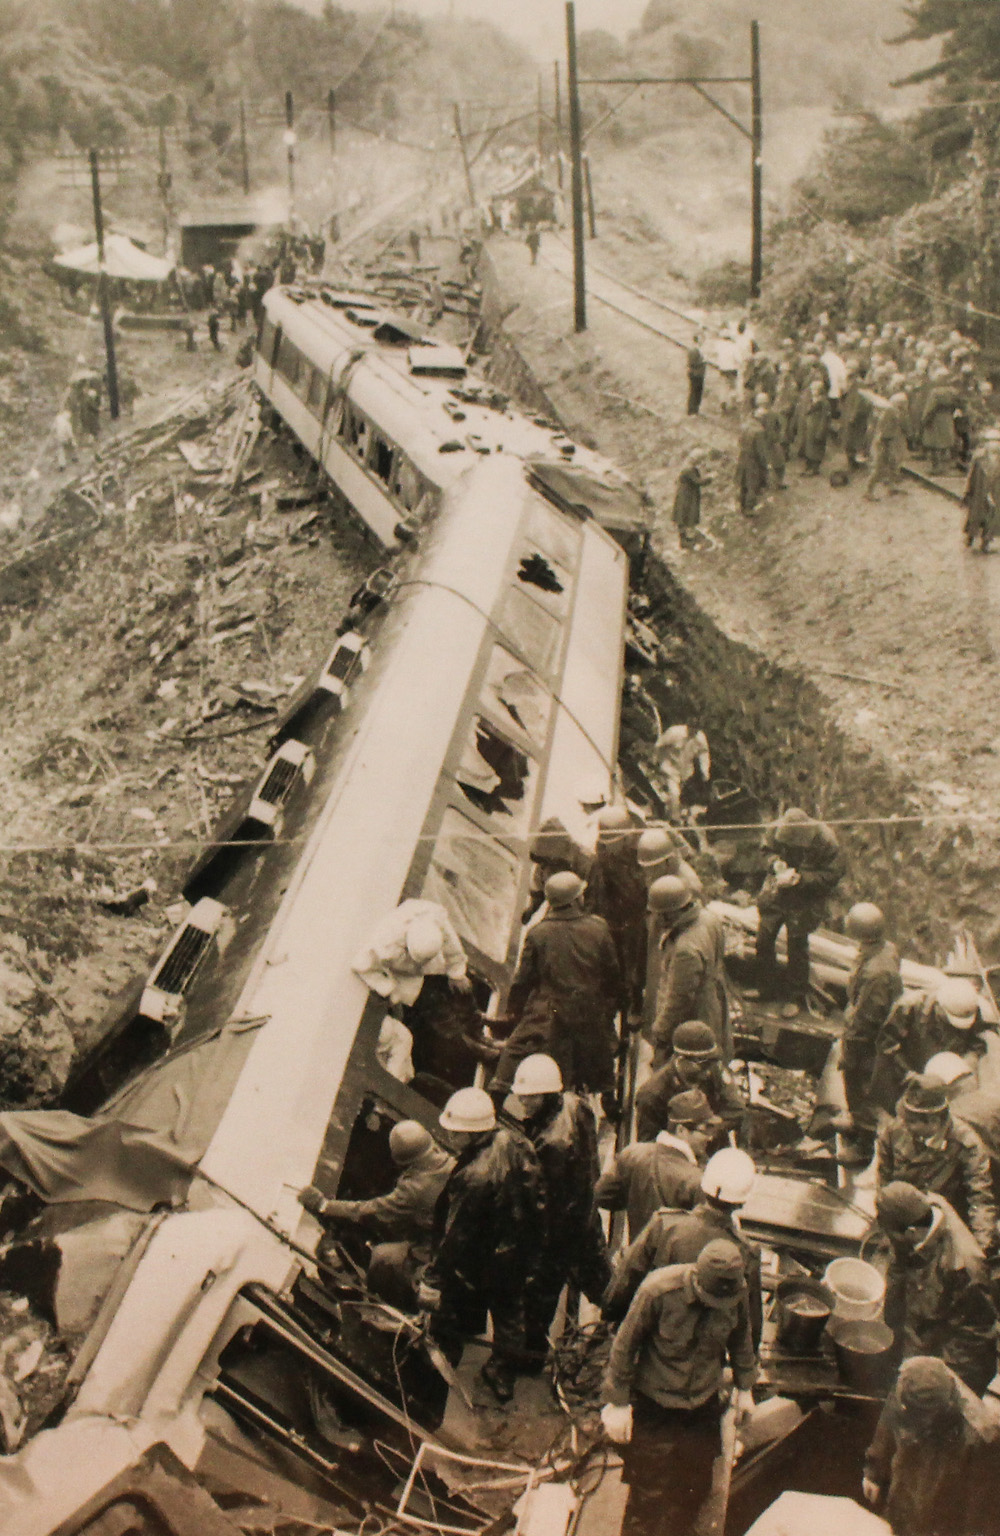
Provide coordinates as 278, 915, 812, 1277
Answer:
687, 81, 752, 141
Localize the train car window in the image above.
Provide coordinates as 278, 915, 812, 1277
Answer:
481, 645, 552, 750
392, 456, 424, 511
524, 498, 582, 570
403, 973, 496, 1104
421, 809, 520, 963
342, 403, 368, 459
455, 716, 538, 831
515, 546, 571, 619
369, 433, 395, 485
258, 316, 279, 368
497, 587, 563, 679
306, 366, 327, 414
275, 333, 301, 387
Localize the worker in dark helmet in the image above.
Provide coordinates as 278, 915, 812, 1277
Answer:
510, 1054, 610, 1359
876, 1181, 998, 1394
524, 816, 592, 917
586, 805, 648, 1022
635, 827, 703, 899
604, 1148, 763, 1347
596, 1088, 713, 1240
634, 1020, 746, 1144
876, 1073, 996, 1254
418, 1086, 544, 1404
492, 870, 622, 1110
863, 1356, 1000, 1536
299, 1120, 454, 1308
601, 1239, 758, 1536
839, 901, 903, 1164
647, 878, 729, 1065
874, 976, 995, 1113
752, 807, 845, 1014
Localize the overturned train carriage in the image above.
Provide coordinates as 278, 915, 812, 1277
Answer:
0, 456, 628, 1535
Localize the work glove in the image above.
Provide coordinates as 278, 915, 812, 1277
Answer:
299, 1184, 327, 1218
862, 1477, 881, 1507
600, 1403, 634, 1444
417, 1280, 442, 1312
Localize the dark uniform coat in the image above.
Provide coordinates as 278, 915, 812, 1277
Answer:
651, 904, 729, 1060
876, 1112, 996, 1253
796, 394, 831, 468
595, 1135, 704, 1241
586, 830, 649, 1017
842, 940, 903, 1132
634, 1055, 745, 1144
922, 385, 958, 454
883, 1195, 998, 1394
672, 465, 702, 537
963, 445, 1000, 546
736, 417, 770, 511
322, 1143, 455, 1246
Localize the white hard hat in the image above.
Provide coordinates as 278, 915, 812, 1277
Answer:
439, 1086, 496, 1134
406, 915, 444, 966
512, 1053, 563, 1095
701, 1148, 756, 1206
934, 976, 981, 1029
924, 1052, 975, 1088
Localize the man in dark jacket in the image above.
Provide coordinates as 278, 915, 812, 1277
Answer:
840, 365, 873, 475
876, 1182, 998, 1394
493, 870, 622, 1104
963, 429, 1000, 552
604, 1148, 762, 1347
419, 1086, 544, 1403
300, 1120, 454, 1308
601, 1240, 757, 1536
648, 878, 729, 1065
672, 456, 703, 548
735, 404, 770, 516
634, 1021, 745, 1144
596, 1088, 712, 1241
753, 807, 845, 1011
795, 378, 831, 474
586, 805, 648, 1022
876, 1073, 996, 1255
873, 977, 994, 1114
863, 1356, 1000, 1536
511, 1054, 610, 1358
686, 336, 707, 416
840, 902, 903, 1162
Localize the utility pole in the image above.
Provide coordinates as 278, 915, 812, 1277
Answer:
553, 59, 563, 188
284, 89, 296, 226
584, 155, 597, 238
89, 148, 120, 422
156, 121, 172, 251
452, 101, 476, 211
750, 19, 763, 299
327, 88, 337, 157
566, 2, 586, 331
537, 72, 544, 163
238, 99, 250, 195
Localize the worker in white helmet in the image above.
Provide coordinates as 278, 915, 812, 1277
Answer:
352, 898, 470, 1006
418, 1086, 544, 1404
874, 975, 994, 1115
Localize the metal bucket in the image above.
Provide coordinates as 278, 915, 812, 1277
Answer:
823, 1257, 885, 1322
828, 1318, 895, 1394
774, 1278, 834, 1354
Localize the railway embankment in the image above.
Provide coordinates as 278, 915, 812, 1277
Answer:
478, 239, 1000, 971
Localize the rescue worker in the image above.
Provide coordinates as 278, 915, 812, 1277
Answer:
636, 827, 702, 899
511, 1054, 610, 1359
648, 878, 729, 1065
795, 377, 831, 475
418, 1086, 544, 1403
875, 1073, 996, 1255
840, 364, 873, 475
653, 726, 711, 822
633, 1020, 745, 1144
672, 454, 703, 548
526, 226, 541, 265
525, 815, 592, 912
865, 390, 909, 500
353, 898, 471, 1007
604, 1148, 762, 1347
600, 1239, 758, 1536
840, 902, 903, 1163
752, 807, 845, 1013
874, 977, 994, 1113
863, 1356, 1000, 1536
922, 366, 958, 473
876, 1181, 998, 1395
757, 390, 787, 489
492, 870, 622, 1108
586, 805, 648, 1022
686, 334, 707, 416
596, 1088, 713, 1240
299, 1120, 454, 1309
962, 427, 1000, 553
735, 401, 770, 515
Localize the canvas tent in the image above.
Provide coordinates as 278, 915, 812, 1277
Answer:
53, 233, 173, 282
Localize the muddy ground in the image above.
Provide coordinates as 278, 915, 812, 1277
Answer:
485, 228, 1000, 964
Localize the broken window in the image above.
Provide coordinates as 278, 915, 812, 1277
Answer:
392, 455, 425, 511
422, 809, 520, 963
481, 645, 552, 749
306, 366, 327, 415
525, 497, 581, 570
341, 403, 368, 459
275, 333, 301, 387
369, 433, 395, 484
455, 715, 538, 831
258, 317, 279, 368
515, 545, 570, 619
497, 586, 563, 679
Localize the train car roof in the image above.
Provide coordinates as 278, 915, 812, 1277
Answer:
263, 287, 651, 533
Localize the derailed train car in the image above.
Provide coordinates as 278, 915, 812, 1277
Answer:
0, 456, 628, 1534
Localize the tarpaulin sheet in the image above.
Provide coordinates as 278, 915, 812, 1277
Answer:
0, 1017, 264, 1211
53, 233, 173, 281
527, 460, 650, 533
